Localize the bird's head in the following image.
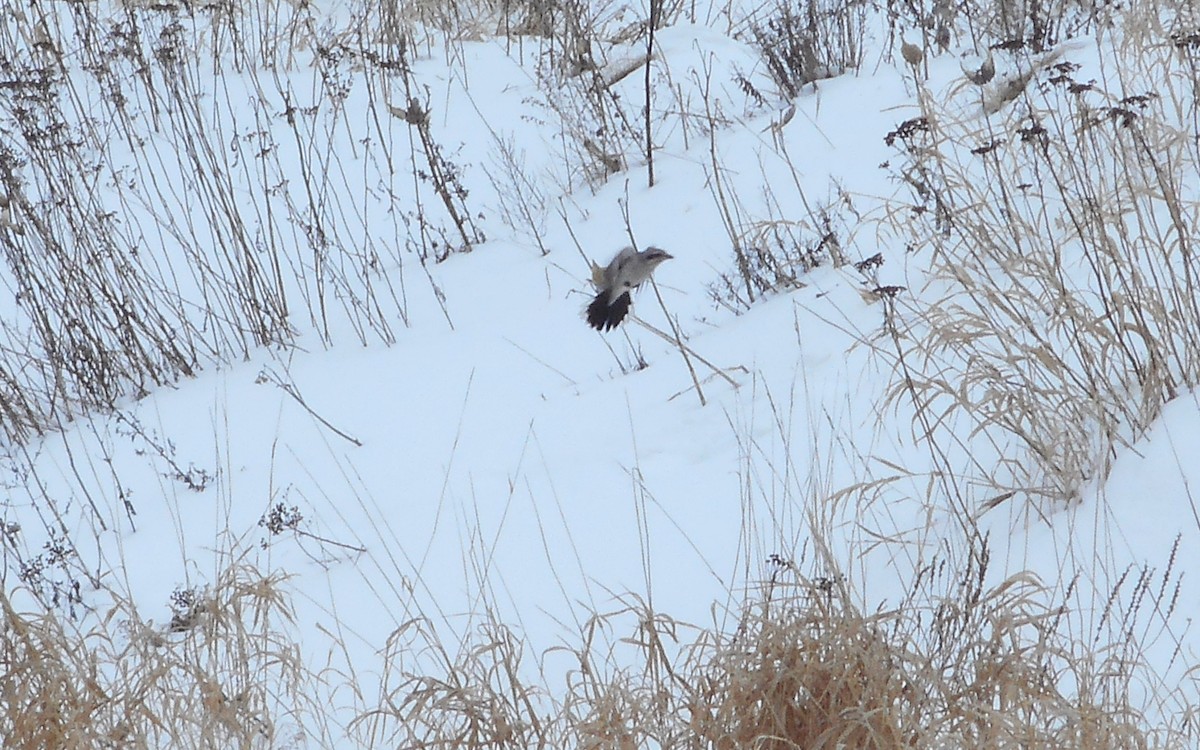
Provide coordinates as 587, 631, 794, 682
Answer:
641, 246, 673, 266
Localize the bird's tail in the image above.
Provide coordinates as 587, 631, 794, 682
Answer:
586, 291, 632, 331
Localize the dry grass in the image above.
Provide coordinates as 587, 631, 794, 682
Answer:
1, 555, 324, 749
690, 593, 916, 749
877, 16, 1200, 508
7, 538, 1183, 748
0, 1, 493, 440
2, 1, 1199, 748
684, 546, 1182, 749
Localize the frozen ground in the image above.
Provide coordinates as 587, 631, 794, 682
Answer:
2, 0, 1198, 742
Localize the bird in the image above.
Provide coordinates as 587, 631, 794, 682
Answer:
585, 246, 673, 331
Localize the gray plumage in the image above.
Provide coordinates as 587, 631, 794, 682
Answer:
586, 246, 673, 331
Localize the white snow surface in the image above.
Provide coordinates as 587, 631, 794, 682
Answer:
2, 1, 1198, 741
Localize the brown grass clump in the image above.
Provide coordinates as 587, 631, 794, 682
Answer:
350, 546, 1187, 749
690, 590, 914, 749
1, 594, 107, 750
1, 557, 323, 750
678, 550, 1181, 750
3, 541, 1191, 748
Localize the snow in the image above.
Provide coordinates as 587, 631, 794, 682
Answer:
2, 0, 1198, 742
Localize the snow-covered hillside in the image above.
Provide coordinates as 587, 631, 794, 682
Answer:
3, 0, 1199, 746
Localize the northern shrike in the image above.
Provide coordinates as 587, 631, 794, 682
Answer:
586, 246, 673, 331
